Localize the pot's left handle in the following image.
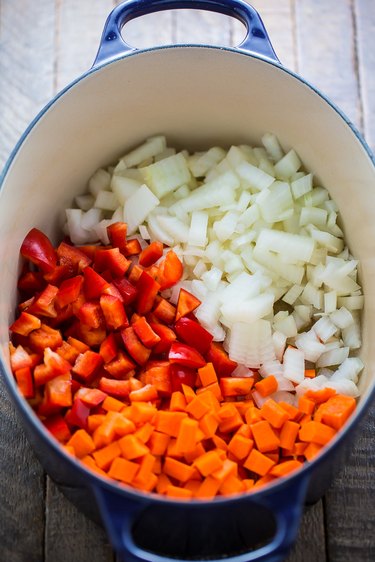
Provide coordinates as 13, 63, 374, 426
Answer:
93, 0, 279, 67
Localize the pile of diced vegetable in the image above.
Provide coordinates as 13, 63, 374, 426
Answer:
8, 134, 363, 498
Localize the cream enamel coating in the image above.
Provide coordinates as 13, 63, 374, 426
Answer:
0, 45, 374, 415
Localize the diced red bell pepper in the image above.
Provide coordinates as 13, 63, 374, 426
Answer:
10, 312, 41, 336
149, 323, 177, 354
139, 241, 164, 267
44, 347, 71, 375
17, 270, 45, 293
123, 238, 142, 256
143, 363, 171, 396
9, 344, 33, 371
77, 324, 107, 347
132, 316, 161, 348
57, 241, 92, 272
83, 266, 110, 299
100, 294, 128, 330
107, 222, 128, 252
206, 342, 238, 377
65, 397, 90, 429
55, 275, 83, 308
14, 367, 34, 398
174, 317, 213, 355
104, 350, 135, 378
169, 364, 196, 392
72, 350, 103, 381
67, 336, 89, 354
76, 245, 99, 261
99, 333, 118, 363
43, 264, 72, 285
77, 301, 104, 329
152, 298, 176, 325
98, 377, 131, 398
75, 387, 107, 407
157, 250, 183, 290
102, 282, 124, 302
176, 288, 201, 321
94, 247, 131, 277
20, 228, 57, 273
29, 324, 63, 353
168, 342, 206, 369
34, 363, 57, 386
56, 341, 81, 364
136, 271, 160, 315
121, 327, 151, 365
43, 414, 71, 442
128, 264, 144, 284
112, 278, 137, 305
27, 284, 59, 318
44, 373, 72, 408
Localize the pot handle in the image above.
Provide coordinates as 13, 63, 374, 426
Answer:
92, 473, 309, 562
93, 0, 279, 67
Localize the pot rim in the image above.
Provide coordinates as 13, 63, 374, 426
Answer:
1, 41, 375, 507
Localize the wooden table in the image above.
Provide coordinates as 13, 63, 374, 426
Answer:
0, 1, 374, 561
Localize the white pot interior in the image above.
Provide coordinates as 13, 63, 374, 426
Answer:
1, 46, 374, 412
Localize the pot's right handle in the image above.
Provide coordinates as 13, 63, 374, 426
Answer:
93, 0, 279, 67
93, 473, 309, 562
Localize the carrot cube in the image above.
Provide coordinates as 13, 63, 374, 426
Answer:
108, 457, 139, 483
254, 375, 278, 397
243, 448, 276, 476
198, 362, 218, 387
260, 399, 289, 428
193, 451, 223, 477
228, 434, 254, 460
67, 429, 95, 459
299, 421, 336, 445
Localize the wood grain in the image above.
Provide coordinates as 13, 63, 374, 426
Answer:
287, 501, 327, 562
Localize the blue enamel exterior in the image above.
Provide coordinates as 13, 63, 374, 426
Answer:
1, 1, 375, 562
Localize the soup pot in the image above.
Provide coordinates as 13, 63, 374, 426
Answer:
1, 1, 374, 561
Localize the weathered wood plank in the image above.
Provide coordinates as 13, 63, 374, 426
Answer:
286, 501, 327, 562
295, 0, 361, 127
55, 0, 114, 92
355, 0, 375, 151
231, 0, 296, 71
324, 408, 375, 561
45, 479, 114, 562
0, 0, 56, 167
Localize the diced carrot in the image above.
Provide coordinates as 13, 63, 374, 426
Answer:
193, 450, 223, 477
298, 395, 315, 415
135, 453, 156, 483
184, 442, 206, 464
260, 399, 289, 428
251, 420, 280, 453
154, 411, 188, 437
235, 424, 252, 439
243, 479, 255, 491
211, 459, 238, 482
315, 394, 356, 430
93, 441, 122, 470
67, 429, 95, 458
304, 442, 323, 461
211, 434, 228, 451
119, 434, 150, 459
279, 420, 300, 451
175, 417, 199, 454
81, 455, 107, 477
87, 414, 106, 432
102, 396, 125, 412
165, 485, 193, 499
196, 381, 223, 402
198, 363, 217, 387
220, 377, 254, 398
299, 421, 336, 445
181, 383, 196, 404
134, 422, 154, 443
156, 473, 173, 494
293, 442, 308, 456
245, 406, 263, 425
304, 369, 316, 379
199, 412, 219, 439
129, 383, 158, 402
219, 475, 245, 496
127, 402, 157, 424
228, 434, 254, 460
108, 457, 139, 483
299, 414, 312, 426
254, 375, 278, 397
169, 391, 187, 412
253, 474, 276, 488
132, 472, 158, 493
305, 387, 337, 404
270, 460, 303, 477
195, 476, 221, 499
278, 401, 300, 421
243, 448, 275, 476
163, 457, 195, 483
148, 431, 170, 456
185, 394, 210, 420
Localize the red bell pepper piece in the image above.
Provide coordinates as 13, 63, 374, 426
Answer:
113, 278, 137, 305
83, 266, 110, 299
143, 364, 172, 396
44, 373, 72, 408
75, 387, 107, 407
107, 222, 128, 253
102, 282, 124, 302
176, 288, 201, 321
132, 316, 161, 348
77, 324, 107, 347
169, 364, 196, 392
128, 264, 144, 284
100, 294, 128, 330
77, 301, 104, 329
174, 317, 213, 355
9, 344, 33, 371
28, 324, 63, 353
34, 363, 57, 386
55, 341, 81, 364
20, 228, 57, 273
65, 397, 91, 429
99, 333, 118, 364
43, 415, 71, 442
94, 247, 131, 277
44, 347, 72, 375
72, 350, 103, 381
136, 271, 160, 315
104, 350, 135, 378
123, 238, 142, 256
57, 241, 92, 272
139, 241, 164, 267
27, 284, 59, 318
10, 312, 41, 336
149, 323, 177, 354
43, 263, 72, 285
157, 250, 183, 290
168, 342, 206, 369
67, 336, 89, 354
152, 298, 176, 325
55, 275, 83, 308
14, 367, 34, 398
206, 342, 238, 377
98, 377, 131, 398
121, 327, 151, 365
17, 270, 45, 293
